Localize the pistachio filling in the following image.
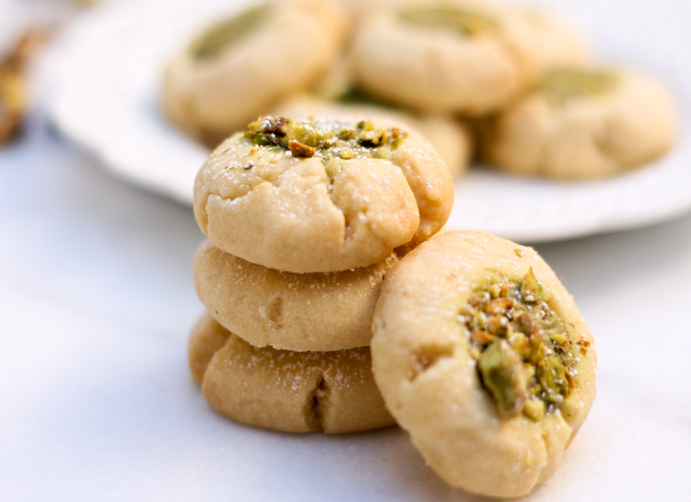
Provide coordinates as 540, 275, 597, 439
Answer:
459, 268, 589, 421
189, 4, 269, 61
400, 7, 499, 37
243, 116, 408, 174
540, 68, 619, 104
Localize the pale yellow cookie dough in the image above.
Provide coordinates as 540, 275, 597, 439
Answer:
194, 116, 453, 273
483, 68, 677, 179
273, 94, 473, 177
371, 231, 596, 497
189, 313, 395, 434
351, 0, 541, 115
161, 0, 347, 146
193, 240, 398, 351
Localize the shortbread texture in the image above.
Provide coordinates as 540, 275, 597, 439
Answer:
162, 0, 347, 146
371, 231, 596, 497
189, 314, 395, 434
483, 69, 677, 178
193, 240, 397, 351
193, 117, 453, 273
351, 0, 581, 115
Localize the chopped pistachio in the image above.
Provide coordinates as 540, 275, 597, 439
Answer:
324, 158, 345, 179
189, 4, 269, 61
537, 356, 569, 404
540, 68, 619, 105
471, 329, 494, 346
521, 267, 543, 303
478, 340, 527, 417
242, 116, 409, 170
459, 273, 584, 420
400, 7, 499, 37
524, 398, 545, 422
289, 140, 316, 158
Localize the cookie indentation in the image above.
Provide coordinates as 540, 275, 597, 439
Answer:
266, 296, 284, 326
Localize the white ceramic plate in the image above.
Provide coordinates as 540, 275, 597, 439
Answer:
44, 0, 691, 242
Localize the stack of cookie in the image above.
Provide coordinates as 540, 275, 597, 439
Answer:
188, 114, 454, 433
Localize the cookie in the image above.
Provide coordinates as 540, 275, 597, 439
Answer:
189, 313, 395, 434
273, 94, 473, 177
371, 231, 596, 497
193, 240, 398, 351
194, 116, 453, 273
482, 68, 677, 178
161, 0, 347, 146
503, 12, 589, 71
351, 0, 540, 115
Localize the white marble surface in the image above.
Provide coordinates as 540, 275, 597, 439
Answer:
2, 4, 691, 502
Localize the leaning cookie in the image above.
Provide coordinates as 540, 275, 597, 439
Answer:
161, 0, 347, 146
190, 314, 395, 434
193, 240, 397, 351
194, 116, 453, 273
371, 231, 596, 497
273, 94, 473, 177
482, 68, 677, 179
351, 0, 541, 115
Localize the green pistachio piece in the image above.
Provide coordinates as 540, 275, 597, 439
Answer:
189, 4, 269, 61
537, 356, 570, 404
400, 7, 499, 37
324, 158, 346, 179
521, 267, 543, 303
373, 147, 392, 160
478, 340, 527, 417
523, 398, 545, 421
540, 68, 619, 105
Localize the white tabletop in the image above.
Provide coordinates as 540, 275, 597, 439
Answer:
2, 110, 690, 501
2, 6, 691, 502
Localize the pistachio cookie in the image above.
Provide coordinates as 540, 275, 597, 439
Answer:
194, 116, 453, 273
194, 240, 398, 351
350, 0, 552, 115
162, 0, 347, 146
483, 68, 677, 179
273, 94, 473, 177
190, 314, 395, 434
371, 231, 596, 497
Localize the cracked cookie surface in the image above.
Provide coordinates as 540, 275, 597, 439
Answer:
189, 314, 395, 434
193, 116, 453, 273
371, 231, 596, 497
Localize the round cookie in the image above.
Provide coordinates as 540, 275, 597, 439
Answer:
189, 314, 395, 434
193, 239, 398, 351
371, 231, 597, 497
482, 68, 677, 179
162, 0, 347, 147
273, 94, 473, 177
194, 116, 453, 273
350, 0, 542, 115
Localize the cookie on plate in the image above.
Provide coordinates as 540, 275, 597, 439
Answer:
194, 116, 453, 273
193, 240, 398, 352
162, 0, 347, 146
350, 0, 560, 115
482, 68, 677, 179
189, 313, 395, 434
273, 93, 473, 177
371, 231, 596, 497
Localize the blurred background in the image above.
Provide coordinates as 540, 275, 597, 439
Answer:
1, 0, 690, 500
